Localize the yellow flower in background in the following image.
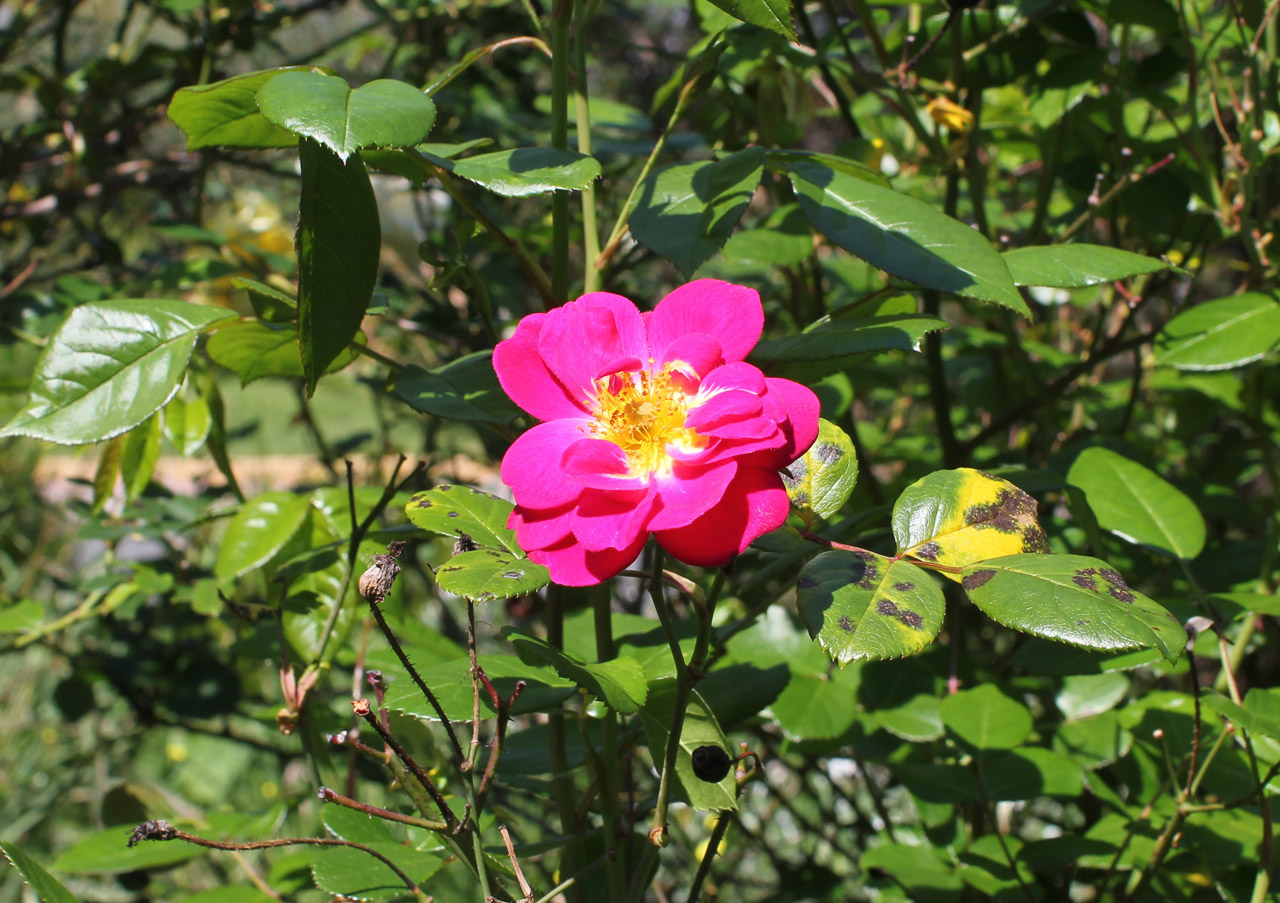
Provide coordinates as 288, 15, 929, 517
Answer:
926, 96, 975, 135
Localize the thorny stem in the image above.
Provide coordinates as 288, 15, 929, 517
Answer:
364, 570, 466, 765
353, 698, 459, 831
648, 557, 725, 847
467, 598, 483, 770
317, 786, 447, 831
798, 530, 965, 574
686, 810, 733, 903
127, 821, 426, 901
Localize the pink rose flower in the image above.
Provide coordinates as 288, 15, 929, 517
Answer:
493, 279, 820, 586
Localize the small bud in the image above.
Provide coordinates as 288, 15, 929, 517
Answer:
353, 698, 372, 717
1153, 728, 1165, 740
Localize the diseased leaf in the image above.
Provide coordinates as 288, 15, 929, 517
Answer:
405, 484, 520, 554
1002, 244, 1170, 288
506, 630, 648, 713
1153, 293, 1280, 371
796, 551, 943, 663
893, 468, 1049, 580
782, 418, 857, 525
257, 72, 435, 161
296, 139, 380, 393
789, 160, 1027, 314
960, 554, 1183, 662
1066, 447, 1205, 560
434, 550, 550, 601
0, 299, 235, 444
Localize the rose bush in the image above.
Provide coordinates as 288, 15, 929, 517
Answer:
493, 279, 820, 585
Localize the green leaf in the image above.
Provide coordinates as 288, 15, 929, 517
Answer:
405, 485, 521, 553
257, 72, 435, 161
162, 394, 211, 456
796, 551, 944, 663
383, 654, 575, 721
1203, 689, 1280, 741
1056, 672, 1130, 721
722, 205, 814, 267
0, 299, 235, 444
119, 414, 161, 502
0, 599, 43, 633
506, 630, 648, 713
179, 889, 275, 903
630, 148, 765, 276
1153, 293, 1280, 371
214, 492, 312, 583
751, 315, 948, 370
782, 418, 857, 524
206, 321, 362, 385
422, 146, 601, 197
1002, 244, 1171, 288
770, 664, 862, 740
703, 0, 796, 39
51, 826, 204, 873
310, 842, 442, 900
394, 352, 519, 423
1, 841, 80, 903
861, 843, 963, 899
297, 139, 380, 393
92, 436, 122, 513
939, 684, 1032, 751
322, 805, 397, 845
892, 468, 1049, 579
960, 554, 1184, 662
982, 747, 1084, 800
434, 550, 551, 601
958, 835, 1034, 896
168, 67, 308, 149
1054, 709, 1133, 769
875, 693, 945, 742
1066, 446, 1205, 559
638, 680, 737, 811
233, 276, 297, 322
789, 160, 1027, 315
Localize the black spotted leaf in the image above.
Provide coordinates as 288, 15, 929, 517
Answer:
434, 550, 549, 601
893, 468, 1049, 581
782, 418, 857, 525
796, 551, 943, 663
960, 554, 1182, 663
405, 484, 520, 554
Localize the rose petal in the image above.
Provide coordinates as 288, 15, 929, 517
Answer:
647, 280, 764, 364
538, 294, 649, 405
571, 487, 658, 552
501, 420, 591, 510
509, 503, 576, 551
646, 458, 738, 531
753, 377, 821, 469
561, 438, 647, 490
657, 332, 723, 384
530, 532, 648, 586
654, 467, 789, 566
493, 313, 588, 421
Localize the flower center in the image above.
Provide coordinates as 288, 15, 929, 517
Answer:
589, 367, 699, 476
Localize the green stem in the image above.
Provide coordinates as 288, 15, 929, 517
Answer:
550, 0, 571, 303
590, 586, 627, 901
686, 811, 733, 903
472, 829, 492, 901
547, 585, 583, 902
572, 0, 601, 293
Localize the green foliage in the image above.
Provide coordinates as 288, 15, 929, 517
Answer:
2, 0, 1278, 902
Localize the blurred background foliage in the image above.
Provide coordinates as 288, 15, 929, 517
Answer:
2, 0, 1279, 900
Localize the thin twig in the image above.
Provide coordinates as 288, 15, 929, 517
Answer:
353, 698, 459, 831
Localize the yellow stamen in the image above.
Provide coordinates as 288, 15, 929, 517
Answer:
588, 366, 702, 477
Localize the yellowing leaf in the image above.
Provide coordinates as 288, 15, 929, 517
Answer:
892, 469, 1049, 581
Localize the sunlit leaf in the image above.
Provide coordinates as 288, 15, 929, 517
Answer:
405, 484, 520, 554
1153, 293, 1280, 371
782, 418, 857, 525
435, 550, 550, 601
